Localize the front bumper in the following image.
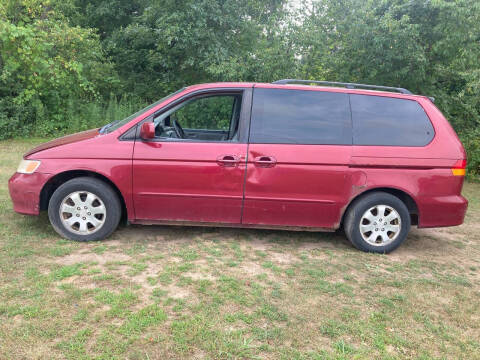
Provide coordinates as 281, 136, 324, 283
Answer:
8, 172, 51, 215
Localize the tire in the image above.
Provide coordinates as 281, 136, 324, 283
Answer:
48, 177, 121, 241
344, 192, 411, 253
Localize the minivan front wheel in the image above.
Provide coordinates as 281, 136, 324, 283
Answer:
48, 177, 121, 241
344, 192, 411, 253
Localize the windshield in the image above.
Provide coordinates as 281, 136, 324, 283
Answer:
101, 88, 186, 134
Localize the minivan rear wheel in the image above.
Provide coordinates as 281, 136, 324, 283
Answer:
48, 177, 121, 241
344, 192, 410, 253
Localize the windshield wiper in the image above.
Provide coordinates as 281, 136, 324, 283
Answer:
99, 121, 116, 134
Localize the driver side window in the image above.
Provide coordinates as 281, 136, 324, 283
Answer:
154, 94, 242, 142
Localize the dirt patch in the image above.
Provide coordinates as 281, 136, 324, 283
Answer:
101, 239, 124, 247
56, 251, 131, 265
184, 271, 216, 281
164, 283, 191, 299
238, 262, 267, 277
128, 266, 161, 288
59, 275, 99, 289
243, 238, 273, 251
269, 251, 299, 265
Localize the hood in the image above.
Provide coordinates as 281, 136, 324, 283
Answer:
24, 128, 100, 158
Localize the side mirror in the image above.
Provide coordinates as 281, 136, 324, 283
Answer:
140, 122, 155, 140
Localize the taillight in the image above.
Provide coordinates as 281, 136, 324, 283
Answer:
451, 159, 467, 176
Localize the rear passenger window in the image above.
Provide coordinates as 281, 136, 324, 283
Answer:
250, 88, 351, 144
350, 95, 434, 146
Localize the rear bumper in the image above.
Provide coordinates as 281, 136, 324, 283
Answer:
8, 172, 51, 215
418, 195, 468, 228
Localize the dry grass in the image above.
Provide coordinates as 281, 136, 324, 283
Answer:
0, 139, 479, 359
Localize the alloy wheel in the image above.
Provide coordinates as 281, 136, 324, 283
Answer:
359, 204, 401, 246
59, 191, 106, 235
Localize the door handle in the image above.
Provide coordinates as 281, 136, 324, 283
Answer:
217, 155, 240, 167
254, 156, 277, 168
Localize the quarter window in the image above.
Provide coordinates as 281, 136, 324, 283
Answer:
350, 94, 434, 146
250, 88, 352, 145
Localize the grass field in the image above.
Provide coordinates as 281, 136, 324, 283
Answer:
0, 139, 479, 360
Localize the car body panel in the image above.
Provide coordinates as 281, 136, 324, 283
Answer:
9, 172, 52, 215
24, 129, 101, 158
242, 144, 352, 228
22, 133, 135, 220
347, 167, 467, 227
132, 141, 247, 223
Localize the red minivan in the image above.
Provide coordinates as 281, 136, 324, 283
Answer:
8, 80, 468, 253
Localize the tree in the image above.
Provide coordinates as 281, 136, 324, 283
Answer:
57, 0, 146, 40
105, 0, 292, 100
0, 0, 118, 136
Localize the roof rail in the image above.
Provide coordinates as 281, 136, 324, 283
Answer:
272, 79, 413, 95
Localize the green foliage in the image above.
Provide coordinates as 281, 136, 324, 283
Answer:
0, 0, 120, 137
58, 0, 146, 40
462, 128, 480, 179
105, 0, 291, 99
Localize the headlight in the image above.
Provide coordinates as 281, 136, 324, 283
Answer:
17, 160, 41, 174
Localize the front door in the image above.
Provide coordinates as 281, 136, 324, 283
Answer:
133, 89, 251, 224
242, 86, 353, 229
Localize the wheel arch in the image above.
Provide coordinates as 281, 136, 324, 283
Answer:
340, 187, 419, 228
39, 170, 128, 223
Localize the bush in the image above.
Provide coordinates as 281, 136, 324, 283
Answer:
460, 130, 480, 180
0, 95, 143, 139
